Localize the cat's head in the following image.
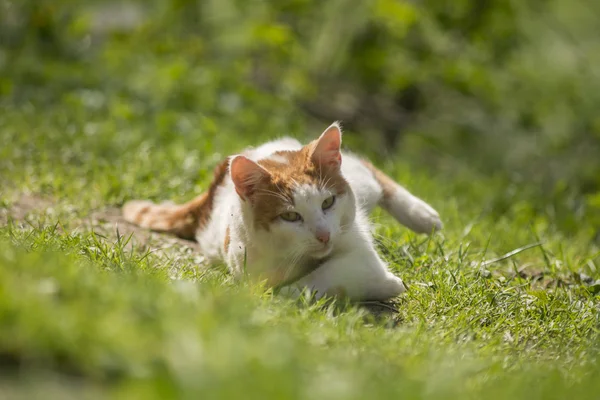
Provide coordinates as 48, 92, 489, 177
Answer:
230, 122, 356, 262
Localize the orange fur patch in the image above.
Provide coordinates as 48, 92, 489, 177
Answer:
134, 205, 151, 224
223, 226, 231, 253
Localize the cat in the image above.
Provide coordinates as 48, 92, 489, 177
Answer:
122, 123, 442, 301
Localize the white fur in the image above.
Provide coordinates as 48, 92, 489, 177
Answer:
195, 133, 441, 301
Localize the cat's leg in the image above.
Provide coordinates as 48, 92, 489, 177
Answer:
357, 158, 442, 234
292, 244, 406, 301
276, 285, 304, 300
340, 153, 384, 214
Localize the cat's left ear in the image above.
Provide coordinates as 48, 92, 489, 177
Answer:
310, 122, 342, 169
230, 155, 271, 200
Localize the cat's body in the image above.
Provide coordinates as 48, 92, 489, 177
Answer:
123, 123, 441, 301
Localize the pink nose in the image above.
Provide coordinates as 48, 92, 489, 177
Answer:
316, 231, 330, 244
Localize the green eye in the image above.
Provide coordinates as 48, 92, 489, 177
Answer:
280, 211, 302, 222
322, 196, 336, 210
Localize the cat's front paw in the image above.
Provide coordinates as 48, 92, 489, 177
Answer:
366, 274, 406, 301
408, 199, 443, 234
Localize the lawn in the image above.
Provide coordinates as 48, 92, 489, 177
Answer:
1, 4, 600, 399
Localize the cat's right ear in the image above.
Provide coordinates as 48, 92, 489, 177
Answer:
310, 122, 342, 170
229, 156, 270, 200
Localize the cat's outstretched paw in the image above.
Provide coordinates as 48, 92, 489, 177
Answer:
365, 274, 407, 301
407, 199, 443, 234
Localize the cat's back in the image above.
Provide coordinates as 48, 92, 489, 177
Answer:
242, 137, 303, 161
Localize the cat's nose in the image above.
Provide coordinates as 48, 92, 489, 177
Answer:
316, 231, 330, 244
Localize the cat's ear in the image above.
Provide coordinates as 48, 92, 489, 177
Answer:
230, 156, 270, 200
310, 122, 342, 170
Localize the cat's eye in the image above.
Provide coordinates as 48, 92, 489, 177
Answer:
280, 211, 302, 222
322, 196, 336, 210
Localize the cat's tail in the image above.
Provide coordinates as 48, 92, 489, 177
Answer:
122, 197, 205, 240
122, 159, 230, 240
360, 160, 442, 234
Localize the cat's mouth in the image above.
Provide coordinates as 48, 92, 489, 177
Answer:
311, 244, 333, 259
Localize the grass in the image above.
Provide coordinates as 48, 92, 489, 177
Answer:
1, 33, 600, 399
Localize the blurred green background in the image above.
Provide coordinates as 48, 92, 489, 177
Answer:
2, 0, 600, 240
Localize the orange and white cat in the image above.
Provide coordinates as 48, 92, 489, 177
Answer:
123, 123, 442, 301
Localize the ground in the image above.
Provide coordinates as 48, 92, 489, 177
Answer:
1, 39, 599, 400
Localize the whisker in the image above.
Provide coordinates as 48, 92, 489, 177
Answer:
281, 246, 309, 282
340, 224, 401, 248
256, 189, 290, 203
321, 175, 333, 191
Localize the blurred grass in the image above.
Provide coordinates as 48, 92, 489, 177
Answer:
1, 0, 600, 398
0, 228, 599, 399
